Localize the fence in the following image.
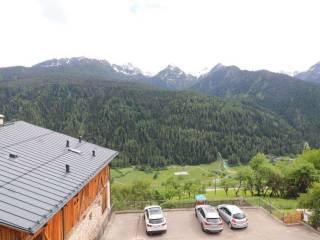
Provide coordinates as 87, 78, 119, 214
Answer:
252, 197, 303, 224
112, 197, 303, 224
113, 198, 254, 211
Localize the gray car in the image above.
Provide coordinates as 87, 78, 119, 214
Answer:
195, 205, 224, 233
217, 204, 248, 229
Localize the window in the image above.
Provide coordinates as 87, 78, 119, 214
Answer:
233, 213, 246, 219
224, 208, 231, 216
149, 208, 162, 215
200, 209, 205, 218
220, 207, 226, 213
206, 218, 220, 223
149, 218, 164, 224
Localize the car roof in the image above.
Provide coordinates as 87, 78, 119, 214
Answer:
144, 205, 162, 211
145, 206, 164, 220
201, 205, 220, 218
219, 204, 243, 214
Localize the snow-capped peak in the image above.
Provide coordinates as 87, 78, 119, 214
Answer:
111, 62, 143, 76
33, 57, 110, 68
279, 70, 300, 77
309, 62, 320, 73
167, 64, 179, 70
212, 63, 226, 70
193, 67, 210, 77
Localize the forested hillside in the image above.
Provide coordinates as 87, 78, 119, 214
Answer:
192, 65, 320, 148
0, 82, 301, 167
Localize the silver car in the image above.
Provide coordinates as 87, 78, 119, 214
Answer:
195, 205, 223, 233
144, 206, 167, 235
217, 204, 248, 229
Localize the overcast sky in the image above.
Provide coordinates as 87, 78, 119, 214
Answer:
0, 0, 319, 74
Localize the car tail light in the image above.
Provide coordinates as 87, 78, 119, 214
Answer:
147, 224, 152, 227
161, 223, 166, 226
231, 219, 237, 224
204, 221, 211, 226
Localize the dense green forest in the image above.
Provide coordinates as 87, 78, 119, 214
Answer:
192, 66, 320, 148
0, 82, 302, 167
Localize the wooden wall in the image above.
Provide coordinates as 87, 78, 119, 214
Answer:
0, 165, 110, 240
62, 165, 109, 238
0, 226, 21, 240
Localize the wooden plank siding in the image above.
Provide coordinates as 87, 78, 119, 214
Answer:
0, 226, 22, 240
44, 211, 63, 240
0, 165, 110, 240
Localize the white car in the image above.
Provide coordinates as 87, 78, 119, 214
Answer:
144, 206, 167, 235
217, 204, 248, 229
195, 205, 223, 233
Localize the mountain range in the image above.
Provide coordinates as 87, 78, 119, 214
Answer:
295, 62, 320, 84
1, 57, 320, 150
1, 57, 320, 88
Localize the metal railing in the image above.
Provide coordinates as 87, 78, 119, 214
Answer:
113, 197, 256, 211
112, 197, 302, 224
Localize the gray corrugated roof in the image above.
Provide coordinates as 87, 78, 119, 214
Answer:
0, 121, 118, 234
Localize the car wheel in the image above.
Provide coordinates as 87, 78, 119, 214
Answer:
195, 210, 197, 218
228, 222, 233, 229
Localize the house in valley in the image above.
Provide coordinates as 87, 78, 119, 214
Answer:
0, 116, 118, 240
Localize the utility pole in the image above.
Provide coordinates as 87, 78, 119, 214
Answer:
215, 176, 217, 195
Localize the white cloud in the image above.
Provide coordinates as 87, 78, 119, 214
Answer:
0, 0, 319, 74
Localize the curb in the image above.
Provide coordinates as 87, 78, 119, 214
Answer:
300, 221, 320, 235
99, 212, 116, 240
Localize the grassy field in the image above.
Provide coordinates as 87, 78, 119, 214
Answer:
111, 163, 298, 211
111, 162, 221, 189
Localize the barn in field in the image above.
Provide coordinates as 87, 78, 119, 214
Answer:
0, 116, 118, 240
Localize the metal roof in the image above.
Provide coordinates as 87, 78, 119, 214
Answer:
0, 121, 118, 234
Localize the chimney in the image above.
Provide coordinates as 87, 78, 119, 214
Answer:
66, 140, 70, 148
9, 153, 18, 159
79, 136, 82, 143
0, 114, 4, 127
66, 164, 70, 173
92, 150, 96, 157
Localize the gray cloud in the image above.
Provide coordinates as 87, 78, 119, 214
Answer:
37, 0, 67, 23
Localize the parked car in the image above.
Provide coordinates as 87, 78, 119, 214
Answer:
144, 205, 167, 235
195, 205, 224, 233
217, 204, 248, 229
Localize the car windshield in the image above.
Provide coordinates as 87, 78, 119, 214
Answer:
206, 218, 220, 223
149, 208, 162, 215
233, 213, 246, 219
149, 218, 164, 224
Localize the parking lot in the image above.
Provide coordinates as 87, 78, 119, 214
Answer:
102, 208, 319, 240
